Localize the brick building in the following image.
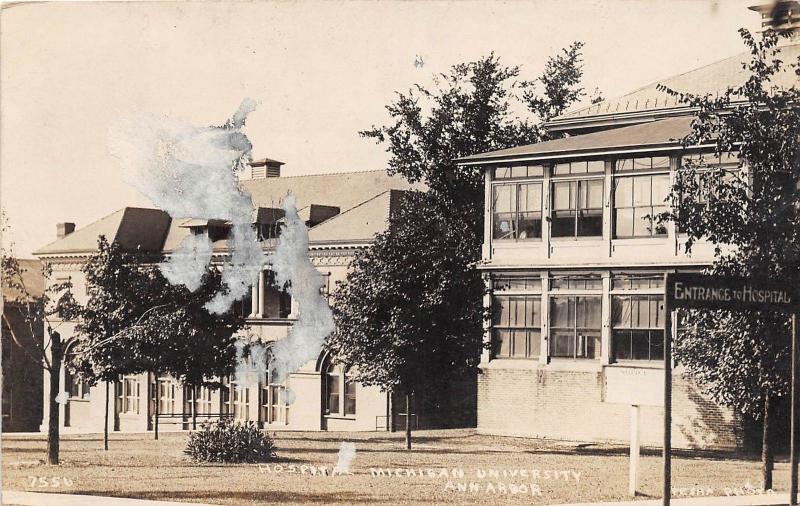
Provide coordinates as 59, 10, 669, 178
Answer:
458, 27, 799, 449
33, 166, 439, 433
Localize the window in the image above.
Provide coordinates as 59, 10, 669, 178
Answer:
551, 179, 604, 238
235, 293, 252, 318
119, 376, 140, 414
260, 364, 289, 425
612, 273, 664, 290
492, 276, 541, 293
263, 271, 292, 319
616, 156, 670, 172
612, 295, 665, 361
232, 382, 250, 420
324, 362, 356, 416
492, 183, 543, 240
613, 174, 670, 237
549, 296, 601, 359
550, 274, 602, 290
65, 369, 90, 400
495, 165, 545, 179
492, 295, 541, 359
156, 378, 176, 414
553, 160, 605, 175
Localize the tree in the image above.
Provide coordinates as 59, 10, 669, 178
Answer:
71, 236, 174, 445
72, 236, 244, 439
1, 220, 81, 465
330, 47, 591, 449
657, 29, 800, 490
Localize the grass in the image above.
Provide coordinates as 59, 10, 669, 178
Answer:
1, 428, 792, 505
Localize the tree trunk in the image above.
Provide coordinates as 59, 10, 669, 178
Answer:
405, 393, 412, 450
154, 378, 159, 440
192, 385, 198, 430
762, 394, 774, 491
46, 332, 62, 465
103, 382, 109, 451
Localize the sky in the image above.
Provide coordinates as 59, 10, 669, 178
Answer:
1, 0, 762, 257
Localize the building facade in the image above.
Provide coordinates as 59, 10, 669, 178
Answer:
459, 35, 799, 449
34, 167, 429, 434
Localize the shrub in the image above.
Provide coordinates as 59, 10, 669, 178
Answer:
184, 419, 277, 463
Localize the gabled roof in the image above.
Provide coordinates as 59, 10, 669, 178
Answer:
2, 259, 44, 302
457, 116, 693, 164
548, 41, 800, 132
35, 208, 171, 255
307, 190, 411, 244
36, 170, 423, 256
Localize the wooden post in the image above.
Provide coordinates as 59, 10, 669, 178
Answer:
629, 404, 640, 497
791, 312, 798, 505
662, 275, 673, 506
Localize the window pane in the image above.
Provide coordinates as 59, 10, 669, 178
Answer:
577, 209, 603, 237
513, 297, 526, 327
633, 158, 651, 171
527, 330, 541, 358
612, 296, 631, 327
511, 331, 526, 358
550, 331, 575, 357
494, 185, 515, 212
518, 212, 542, 239
581, 180, 604, 209
328, 375, 340, 414
529, 298, 541, 327
344, 396, 356, 415
650, 331, 665, 360
587, 160, 605, 173
493, 212, 516, 240
511, 166, 527, 178
554, 163, 571, 175
616, 159, 632, 172
550, 297, 571, 328
577, 297, 602, 329
652, 156, 671, 169
551, 211, 575, 237
494, 329, 512, 357
632, 177, 652, 206
613, 331, 632, 360
614, 178, 632, 208
631, 331, 651, 360
632, 208, 652, 237
495, 166, 512, 179
552, 182, 573, 210
493, 296, 510, 327
571, 161, 588, 174
615, 208, 634, 237
518, 183, 541, 212
577, 333, 601, 359
651, 175, 671, 205
528, 165, 545, 177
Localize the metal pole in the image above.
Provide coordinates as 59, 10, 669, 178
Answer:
663, 274, 673, 506
791, 312, 798, 505
629, 404, 640, 497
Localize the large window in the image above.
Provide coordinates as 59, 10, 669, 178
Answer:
119, 376, 140, 414
156, 377, 176, 414
613, 156, 670, 238
613, 175, 670, 237
612, 295, 665, 361
492, 183, 543, 241
260, 365, 289, 425
492, 295, 541, 359
551, 179, 604, 238
65, 368, 90, 400
232, 382, 250, 420
324, 362, 356, 416
549, 296, 601, 359
263, 271, 292, 319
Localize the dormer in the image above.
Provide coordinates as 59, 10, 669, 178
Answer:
247, 158, 284, 179
253, 207, 285, 241
179, 219, 231, 242
298, 204, 340, 228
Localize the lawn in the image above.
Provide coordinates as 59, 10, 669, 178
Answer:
1, 429, 791, 505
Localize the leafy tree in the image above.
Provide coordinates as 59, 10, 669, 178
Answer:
1, 218, 81, 465
72, 236, 170, 447
71, 236, 244, 440
331, 47, 590, 449
657, 29, 800, 489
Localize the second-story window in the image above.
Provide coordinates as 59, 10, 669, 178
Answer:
613, 156, 671, 238
492, 182, 543, 241
551, 179, 604, 238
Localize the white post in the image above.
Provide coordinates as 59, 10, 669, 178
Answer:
629, 404, 640, 497
257, 270, 266, 318
250, 281, 258, 317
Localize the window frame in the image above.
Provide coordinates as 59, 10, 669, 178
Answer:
323, 362, 356, 417
491, 180, 544, 242
550, 175, 605, 240
548, 294, 602, 360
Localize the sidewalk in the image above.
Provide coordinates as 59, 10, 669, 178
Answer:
3, 490, 798, 506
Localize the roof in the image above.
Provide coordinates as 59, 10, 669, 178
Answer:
34, 208, 171, 255
36, 170, 422, 256
458, 116, 693, 164
2, 259, 44, 302
548, 41, 800, 132
307, 190, 410, 244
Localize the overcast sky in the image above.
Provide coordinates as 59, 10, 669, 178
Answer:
1, 0, 761, 257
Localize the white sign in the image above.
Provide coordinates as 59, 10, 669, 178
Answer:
604, 367, 664, 407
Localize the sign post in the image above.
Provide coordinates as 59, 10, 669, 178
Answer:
664, 273, 799, 506
629, 404, 640, 497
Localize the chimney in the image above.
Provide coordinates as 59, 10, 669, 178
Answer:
247, 158, 285, 179
57, 222, 75, 239
749, 1, 800, 38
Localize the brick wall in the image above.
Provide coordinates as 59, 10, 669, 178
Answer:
477, 364, 742, 450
